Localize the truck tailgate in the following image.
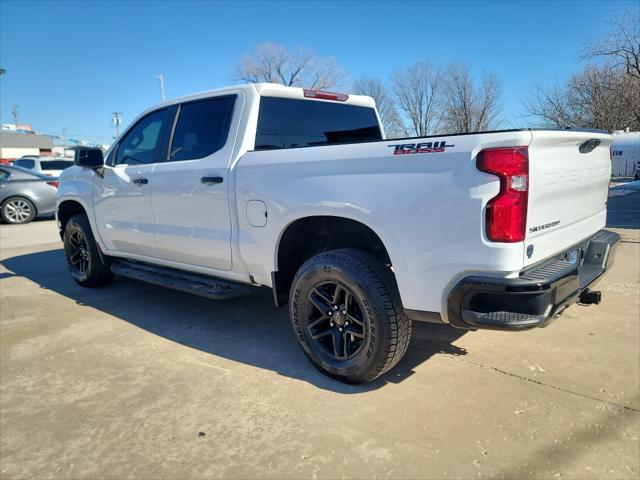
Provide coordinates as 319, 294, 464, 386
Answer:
525, 130, 612, 267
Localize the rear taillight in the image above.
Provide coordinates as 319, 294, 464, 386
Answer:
303, 89, 349, 101
477, 147, 529, 243
47, 180, 59, 189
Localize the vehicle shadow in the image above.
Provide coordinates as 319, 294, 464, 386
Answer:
1, 248, 467, 393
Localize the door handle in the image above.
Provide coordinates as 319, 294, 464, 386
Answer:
201, 176, 223, 185
133, 178, 148, 185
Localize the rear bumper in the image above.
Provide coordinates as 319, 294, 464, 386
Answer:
446, 229, 620, 331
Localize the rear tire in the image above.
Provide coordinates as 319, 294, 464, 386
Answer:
289, 248, 411, 384
1, 197, 36, 224
63, 214, 114, 287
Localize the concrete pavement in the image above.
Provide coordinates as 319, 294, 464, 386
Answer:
0, 195, 638, 479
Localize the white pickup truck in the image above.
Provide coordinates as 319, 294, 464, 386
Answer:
57, 83, 619, 384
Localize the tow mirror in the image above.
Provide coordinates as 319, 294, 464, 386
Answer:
75, 148, 104, 169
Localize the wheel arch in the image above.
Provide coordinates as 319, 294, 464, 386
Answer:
271, 215, 395, 306
57, 200, 89, 239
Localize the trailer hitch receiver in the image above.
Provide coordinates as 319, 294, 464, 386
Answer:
579, 289, 601, 305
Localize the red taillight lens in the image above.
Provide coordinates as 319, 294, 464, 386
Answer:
47, 180, 59, 189
303, 89, 349, 101
477, 147, 529, 243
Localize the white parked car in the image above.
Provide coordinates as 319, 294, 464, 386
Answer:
56, 83, 619, 383
13, 156, 74, 177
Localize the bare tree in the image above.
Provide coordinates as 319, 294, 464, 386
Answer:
391, 61, 442, 137
526, 8, 640, 131
440, 63, 502, 133
352, 77, 405, 138
525, 65, 640, 130
583, 10, 640, 79
234, 43, 346, 90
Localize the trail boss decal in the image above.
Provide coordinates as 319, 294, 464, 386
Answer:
389, 141, 455, 155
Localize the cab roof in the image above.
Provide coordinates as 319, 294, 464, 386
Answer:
165, 83, 376, 109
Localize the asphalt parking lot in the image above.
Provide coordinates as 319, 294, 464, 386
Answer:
1, 193, 639, 480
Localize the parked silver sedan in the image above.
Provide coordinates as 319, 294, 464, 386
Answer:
0, 165, 59, 224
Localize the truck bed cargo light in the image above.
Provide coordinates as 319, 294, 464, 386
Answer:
303, 89, 349, 101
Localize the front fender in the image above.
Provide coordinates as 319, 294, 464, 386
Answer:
56, 167, 102, 246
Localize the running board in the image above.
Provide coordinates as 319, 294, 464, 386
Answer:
110, 260, 252, 300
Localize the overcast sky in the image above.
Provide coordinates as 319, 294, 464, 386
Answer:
0, 0, 635, 144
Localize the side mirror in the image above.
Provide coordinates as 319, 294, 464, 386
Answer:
75, 148, 104, 169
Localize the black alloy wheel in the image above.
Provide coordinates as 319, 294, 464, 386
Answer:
63, 214, 114, 287
306, 281, 368, 360
68, 230, 90, 279
289, 248, 412, 384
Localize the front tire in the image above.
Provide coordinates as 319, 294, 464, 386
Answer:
289, 249, 411, 384
1, 197, 36, 224
63, 214, 114, 287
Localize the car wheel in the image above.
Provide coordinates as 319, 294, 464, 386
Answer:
1, 197, 36, 224
63, 214, 114, 287
289, 248, 412, 384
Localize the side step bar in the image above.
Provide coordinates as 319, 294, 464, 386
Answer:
111, 260, 252, 300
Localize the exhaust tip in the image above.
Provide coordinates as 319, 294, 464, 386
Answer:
579, 289, 602, 305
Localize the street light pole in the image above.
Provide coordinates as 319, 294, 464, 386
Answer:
112, 112, 122, 139
156, 74, 166, 102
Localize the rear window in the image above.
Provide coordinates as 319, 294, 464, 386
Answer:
169, 95, 236, 161
40, 160, 74, 170
255, 97, 382, 150
14, 159, 35, 169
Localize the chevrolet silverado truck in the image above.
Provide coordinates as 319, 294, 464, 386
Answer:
57, 83, 619, 384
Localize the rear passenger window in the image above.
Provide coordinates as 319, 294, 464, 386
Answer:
40, 160, 74, 170
14, 159, 35, 169
255, 97, 382, 150
169, 96, 236, 162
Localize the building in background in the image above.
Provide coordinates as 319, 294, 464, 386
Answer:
0, 131, 54, 163
611, 129, 640, 177
1, 123, 34, 132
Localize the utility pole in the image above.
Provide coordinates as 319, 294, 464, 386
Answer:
155, 74, 166, 102
112, 112, 122, 139
62, 128, 67, 156
11, 105, 18, 126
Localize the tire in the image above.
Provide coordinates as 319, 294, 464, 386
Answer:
1, 196, 36, 224
289, 248, 411, 384
63, 214, 114, 287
